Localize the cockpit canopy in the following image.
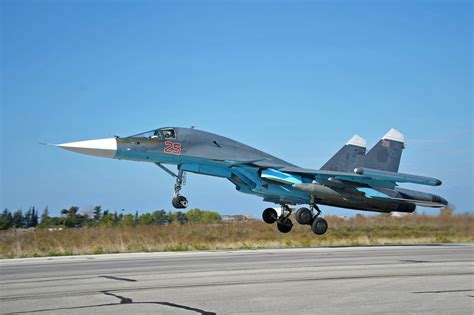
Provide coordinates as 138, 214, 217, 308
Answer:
127, 128, 176, 140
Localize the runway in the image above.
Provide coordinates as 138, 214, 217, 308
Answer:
1, 244, 473, 314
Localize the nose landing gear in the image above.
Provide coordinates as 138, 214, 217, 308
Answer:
155, 163, 189, 209
172, 195, 188, 209
172, 169, 188, 209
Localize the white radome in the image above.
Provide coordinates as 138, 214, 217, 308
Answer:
56, 138, 117, 158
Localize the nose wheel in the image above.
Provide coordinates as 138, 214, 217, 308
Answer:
172, 195, 188, 209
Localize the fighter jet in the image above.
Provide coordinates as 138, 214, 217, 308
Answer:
50, 127, 448, 235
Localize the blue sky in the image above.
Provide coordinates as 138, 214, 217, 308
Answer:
1, 0, 472, 217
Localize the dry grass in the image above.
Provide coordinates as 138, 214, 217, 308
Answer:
1, 214, 473, 258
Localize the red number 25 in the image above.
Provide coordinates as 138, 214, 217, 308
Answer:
164, 141, 181, 155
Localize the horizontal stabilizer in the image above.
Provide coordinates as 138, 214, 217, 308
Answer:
386, 198, 447, 208
356, 187, 448, 208
364, 195, 447, 208
280, 166, 441, 189
354, 167, 442, 186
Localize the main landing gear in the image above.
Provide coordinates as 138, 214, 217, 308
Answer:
262, 204, 328, 235
263, 205, 293, 233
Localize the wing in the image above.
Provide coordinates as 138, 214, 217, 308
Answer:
278, 166, 441, 187
227, 165, 309, 205
206, 143, 443, 207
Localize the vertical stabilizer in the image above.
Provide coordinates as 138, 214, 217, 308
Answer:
362, 128, 404, 172
321, 135, 367, 172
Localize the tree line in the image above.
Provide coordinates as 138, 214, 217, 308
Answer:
0, 206, 222, 230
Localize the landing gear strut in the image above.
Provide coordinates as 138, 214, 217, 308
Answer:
295, 204, 328, 234
172, 169, 188, 209
308, 203, 328, 235
155, 163, 189, 209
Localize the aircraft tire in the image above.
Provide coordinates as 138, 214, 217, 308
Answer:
277, 219, 293, 233
262, 208, 277, 224
311, 217, 328, 235
172, 198, 179, 208
295, 207, 313, 225
172, 196, 188, 209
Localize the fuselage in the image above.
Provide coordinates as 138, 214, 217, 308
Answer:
115, 127, 312, 205
117, 127, 293, 166
54, 127, 447, 213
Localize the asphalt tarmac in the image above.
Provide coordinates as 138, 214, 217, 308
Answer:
1, 244, 473, 314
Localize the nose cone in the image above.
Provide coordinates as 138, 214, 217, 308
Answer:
56, 138, 117, 158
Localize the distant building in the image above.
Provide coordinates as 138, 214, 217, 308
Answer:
221, 215, 251, 222
391, 212, 412, 217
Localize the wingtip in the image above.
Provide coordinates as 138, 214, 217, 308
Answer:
382, 128, 404, 143
346, 135, 367, 148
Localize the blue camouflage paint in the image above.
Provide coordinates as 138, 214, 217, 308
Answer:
261, 169, 303, 185
106, 127, 447, 211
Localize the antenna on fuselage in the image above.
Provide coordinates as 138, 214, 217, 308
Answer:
191, 126, 196, 129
